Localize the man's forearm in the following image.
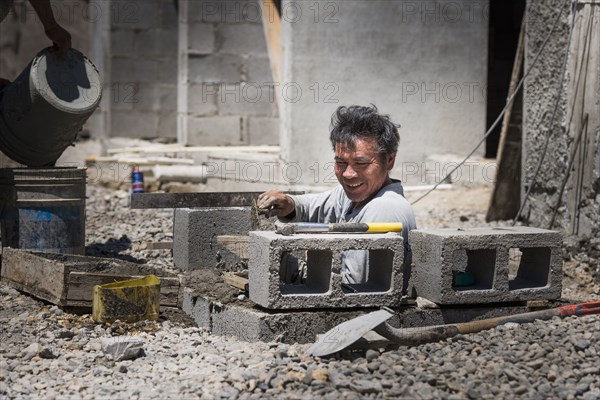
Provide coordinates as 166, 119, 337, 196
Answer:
29, 0, 59, 30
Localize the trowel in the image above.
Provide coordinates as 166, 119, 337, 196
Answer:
305, 308, 395, 357
306, 301, 600, 357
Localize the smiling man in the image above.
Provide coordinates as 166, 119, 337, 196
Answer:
257, 105, 417, 284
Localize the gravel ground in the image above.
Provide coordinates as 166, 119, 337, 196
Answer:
1, 184, 599, 399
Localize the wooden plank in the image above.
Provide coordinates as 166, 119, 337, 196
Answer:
260, 0, 282, 114
130, 191, 302, 209
0, 248, 68, 304
85, 156, 195, 165
66, 272, 180, 307
223, 272, 249, 292
131, 192, 262, 209
486, 15, 525, 222
107, 145, 280, 155
217, 235, 249, 259
566, 3, 599, 235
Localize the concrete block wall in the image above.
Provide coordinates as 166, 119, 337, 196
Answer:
183, 0, 278, 146
109, 0, 178, 140
173, 207, 253, 271
279, 0, 489, 186
523, 0, 599, 240
409, 227, 562, 304
248, 231, 404, 310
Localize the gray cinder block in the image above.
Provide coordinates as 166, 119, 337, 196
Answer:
173, 207, 252, 271
248, 232, 404, 310
181, 288, 211, 329
409, 227, 563, 304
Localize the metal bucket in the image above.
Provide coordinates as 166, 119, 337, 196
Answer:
0, 47, 102, 166
0, 167, 86, 254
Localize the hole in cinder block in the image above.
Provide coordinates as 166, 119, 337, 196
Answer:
453, 249, 496, 291
509, 247, 551, 290
508, 248, 522, 280
279, 250, 331, 295
342, 249, 394, 293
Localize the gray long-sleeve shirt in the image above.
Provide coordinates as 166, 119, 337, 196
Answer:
284, 179, 417, 283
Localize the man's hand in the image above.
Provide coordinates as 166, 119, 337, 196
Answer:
257, 191, 295, 218
29, 0, 71, 55
45, 24, 71, 55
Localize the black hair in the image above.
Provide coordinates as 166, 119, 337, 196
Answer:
329, 105, 400, 159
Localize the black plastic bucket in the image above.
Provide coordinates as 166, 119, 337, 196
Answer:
0, 167, 86, 254
0, 47, 102, 166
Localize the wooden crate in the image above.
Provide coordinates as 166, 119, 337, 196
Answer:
0, 248, 182, 308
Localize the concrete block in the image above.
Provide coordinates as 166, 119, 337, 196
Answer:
157, 84, 177, 111
188, 83, 219, 117
173, 207, 253, 271
189, 54, 243, 84
111, 110, 159, 139
156, 28, 178, 56
111, 57, 136, 83
158, 111, 177, 139
134, 30, 158, 57
248, 232, 404, 310
211, 302, 365, 343
134, 60, 160, 83
186, 116, 245, 146
410, 227, 563, 304
189, 23, 215, 54
189, 0, 263, 24
248, 117, 279, 145
246, 57, 273, 84
112, 0, 158, 30
217, 23, 267, 56
132, 84, 159, 112
158, 59, 178, 84
160, 0, 178, 27
182, 288, 211, 329
111, 29, 135, 57
217, 84, 276, 117
182, 285, 543, 344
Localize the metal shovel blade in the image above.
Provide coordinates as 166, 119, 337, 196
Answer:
306, 309, 395, 357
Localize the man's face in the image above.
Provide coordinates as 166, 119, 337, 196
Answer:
334, 137, 396, 207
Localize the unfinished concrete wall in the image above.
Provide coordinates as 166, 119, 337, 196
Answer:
280, 0, 489, 186
523, 0, 599, 240
179, 0, 278, 146
108, 0, 178, 141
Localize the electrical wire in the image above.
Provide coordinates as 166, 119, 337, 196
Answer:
410, 0, 570, 206
512, 0, 578, 225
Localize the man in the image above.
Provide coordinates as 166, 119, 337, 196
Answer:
0, 0, 71, 90
257, 104, 417, 284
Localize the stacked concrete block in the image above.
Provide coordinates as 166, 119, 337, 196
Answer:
173, 207, 252, 271
248, 232, 404, 309
182, 286, 367, 344
184, 0, 278, 146
410, 227, 562, 304
109, 0, 178, 140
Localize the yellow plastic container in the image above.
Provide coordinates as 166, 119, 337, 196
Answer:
92, 275, 160, 323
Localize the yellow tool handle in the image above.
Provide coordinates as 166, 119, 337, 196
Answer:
365, 222, 403, 232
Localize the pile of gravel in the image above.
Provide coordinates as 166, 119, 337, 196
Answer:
1, 184, 599, 399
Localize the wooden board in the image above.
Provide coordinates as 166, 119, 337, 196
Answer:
217, 235, 249, 260
486, 15, 525, 222
0, 248, 182, 308
0, 249, 69, 305
66, 272, 181, 307
223, 272, 249, 292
